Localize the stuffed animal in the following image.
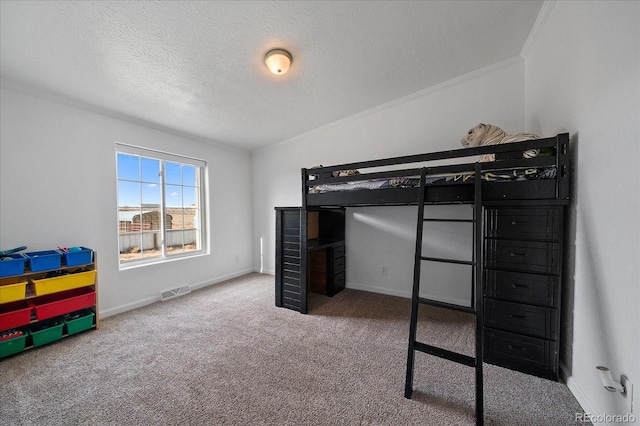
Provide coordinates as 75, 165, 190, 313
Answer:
332, 169, 360, 177
307, 165, 360, 179
461, 123, 539, 162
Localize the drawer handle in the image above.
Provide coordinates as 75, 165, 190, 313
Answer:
511, 284, 529, 289
509, 314, 528, 321
510, 221, 528, 225
510, 252, 528, 257
508, 344, 528, 352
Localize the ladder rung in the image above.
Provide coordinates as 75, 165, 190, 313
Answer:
414, 341, 477, 367
423, 218, 474, 223
420, 256, 474, 266
418, 297, 476, 314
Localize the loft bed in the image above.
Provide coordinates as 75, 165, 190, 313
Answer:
280, 133, 571, 424
302, 133, 570, 207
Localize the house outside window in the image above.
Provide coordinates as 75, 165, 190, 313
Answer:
116, 143, 207, 268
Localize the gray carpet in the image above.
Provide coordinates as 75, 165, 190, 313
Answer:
0, 273, 586, 425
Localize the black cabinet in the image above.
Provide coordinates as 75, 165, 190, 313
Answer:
275, 208, 307, 313
275, 207, 345, 313
483, 205, 564, 381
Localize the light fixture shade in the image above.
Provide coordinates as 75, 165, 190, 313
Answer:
265, 49, 292, 75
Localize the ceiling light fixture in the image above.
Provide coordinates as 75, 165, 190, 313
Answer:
264, 49, 292, 75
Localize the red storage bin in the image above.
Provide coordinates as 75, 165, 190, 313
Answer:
0, 300, 32, 331
29, 287, 96, 321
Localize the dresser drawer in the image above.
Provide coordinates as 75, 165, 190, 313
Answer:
484, 328, 558, 380
485, 270, 559, 307
485, 240, 560, 275
484, 299, 557, 340
485, 207, 562, 240
333, 256, 345, 274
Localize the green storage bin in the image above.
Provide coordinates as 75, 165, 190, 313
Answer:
63, 310, 95, 335
30, 319, 63, 347
0, 330, 28, 358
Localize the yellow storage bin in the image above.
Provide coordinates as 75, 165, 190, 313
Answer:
33, 270, 96, 296
0, 277, 28, 303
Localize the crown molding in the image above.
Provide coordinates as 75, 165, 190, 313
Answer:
521, 0, 557, 59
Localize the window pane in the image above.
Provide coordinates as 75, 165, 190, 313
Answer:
165, 184, 182, 208
120, 233, 143, 261
182, 165, 196, 186
141, 232, 162, 259
183, 186, 197, 211
142, 183, 161, 208
117, 154, 140, 181
166, 230, 199, 256
165, 162, 181, 185
134, 208, 162, 232
166, 229, 185, 253
141, 157, 160, 184
118, 181, 140, 209
119, 208, 140, 234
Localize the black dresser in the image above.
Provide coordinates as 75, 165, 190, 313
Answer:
483, 205, 565, 381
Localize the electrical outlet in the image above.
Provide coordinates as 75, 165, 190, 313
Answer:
622, 376, 634, 414
381, 266, 387, 276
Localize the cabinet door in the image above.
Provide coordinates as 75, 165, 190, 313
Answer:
276, 209, 307, 313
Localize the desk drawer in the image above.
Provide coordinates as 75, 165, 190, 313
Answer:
485, 270, 559, 307
485, 207, 562, 240
333, 271, 345, 288
484, 299, 557, 340
333, 256, 345, 274
484, 328, 557, 380
485, 240, 560, 275
333, 245, 345, 259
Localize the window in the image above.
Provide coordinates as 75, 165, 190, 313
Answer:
116, 143, 207, 268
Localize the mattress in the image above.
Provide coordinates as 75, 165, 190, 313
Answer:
309, 167, 556, 194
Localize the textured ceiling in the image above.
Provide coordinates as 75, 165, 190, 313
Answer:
0, 1, 543, 151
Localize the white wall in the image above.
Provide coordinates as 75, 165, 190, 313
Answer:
252, 58, 526, 304
0, 81, 254, 317
524, 0, 639, 419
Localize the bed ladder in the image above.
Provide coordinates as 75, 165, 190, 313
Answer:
404, 164, 485, 426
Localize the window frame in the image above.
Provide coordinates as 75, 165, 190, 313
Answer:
115, 143, 208, 269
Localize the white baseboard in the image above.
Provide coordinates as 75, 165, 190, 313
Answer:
99, 268, 255, 318
189, 268, 255, 291
560, 361, 597, 416
345, 281, 470, 307
346, 281, 411, 299
100, 295, 159, 319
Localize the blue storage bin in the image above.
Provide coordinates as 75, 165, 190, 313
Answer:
0, 254, 26, 278
62, 247, 93, 266
25, 250, 62, 272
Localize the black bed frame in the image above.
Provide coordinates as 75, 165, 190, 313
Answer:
302, 134, 570, 207
278, 133, 570, 425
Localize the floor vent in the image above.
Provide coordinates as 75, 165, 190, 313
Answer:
161, 285, 191, 301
